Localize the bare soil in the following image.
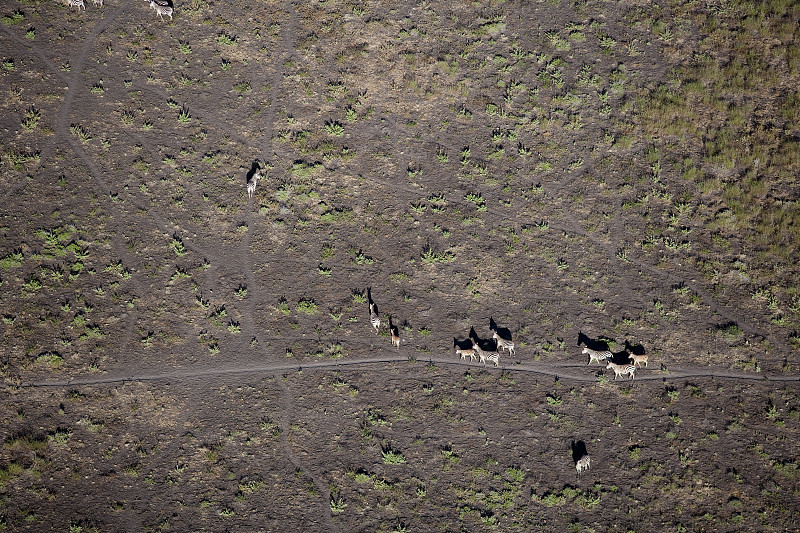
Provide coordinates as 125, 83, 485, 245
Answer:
1, 0, 799, 531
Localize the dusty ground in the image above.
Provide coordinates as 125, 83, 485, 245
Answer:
1, 0, 799, 531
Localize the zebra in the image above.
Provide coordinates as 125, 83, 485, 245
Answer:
149, 0, 173, 21
606, 361, 636, 380
482, 351, 500, 367
583, 347, 612, 365
91, 0, 103, 6
247, 169, 261, 199
492, 331, 515, 356
628, 353, 648, 368
369, 303, 380, 334
456, 347, 476, 361
576, 455, 591, 474
67, 0, 86, 10
471, 343, 499, 366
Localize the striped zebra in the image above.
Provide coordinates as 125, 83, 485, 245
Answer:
492, 331, 515, 356
583, 347, 611, 365
247, 169, 261, 199
149, 0, 173, 21
473, 344, 500, 367
482, 351, 500, 367
576, 455, 591, 474
606, 361, 636, 380
369, 303, 380, 334
67, 0, 86, 9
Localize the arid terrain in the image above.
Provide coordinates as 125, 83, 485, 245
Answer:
1, 0, 799, 531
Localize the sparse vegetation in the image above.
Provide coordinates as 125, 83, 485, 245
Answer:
1, 1, 798, 531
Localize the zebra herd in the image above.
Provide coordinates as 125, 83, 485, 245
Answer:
582, 346, 649, 381
455, 327, 516, 368
364, 300, 650, 381
64, 0, 173, 21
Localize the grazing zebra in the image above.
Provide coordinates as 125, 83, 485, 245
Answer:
576, 455, 591, 474
149, 0, 173, 20
390, 326, 400, 349
456, 347, 476, 361
583, 347, 612, 365
606, 361, 636, 380
91, 0, 103, 6
247, 170, 261, 199
369, 303, 380, 334
492, 331, 515, 356
67, 0, 86, 9
628, 353, 648, 368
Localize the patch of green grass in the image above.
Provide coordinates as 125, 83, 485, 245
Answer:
352, 292, 367, 304
0, 250, 23, 269
421, 248, 454, 265
170, 236, 186, 256
330, 497, 347, 513
382, 449, 406, 464
718, 322, 743, 341
177, 108, 191, 124
296, 298, 317, 315
21, 107, 40, 131
50, 429, 71, 445
216, 32, 237, 46
1, 11, 24, 25
289, 161, 322, 178
464, 193, 486, 210
324, 120, 345, 136
277, 299, 291, 315
352, 251, 373, 265
21, 276, 42, 294
35, 352, 63, 368
320, 207, 353, 223
70, 124, 92, 143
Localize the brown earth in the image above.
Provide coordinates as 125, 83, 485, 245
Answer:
1, 0, 799, 531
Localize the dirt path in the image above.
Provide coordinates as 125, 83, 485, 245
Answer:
240, 0, 299, 349
18, 353, 798, 389
278, 378, 337, 532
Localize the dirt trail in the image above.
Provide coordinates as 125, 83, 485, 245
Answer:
17, 354, 797, 389
278, 378, 337, 532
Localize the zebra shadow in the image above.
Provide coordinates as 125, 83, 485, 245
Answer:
625, 340, 647, 356
366, 287, 378, 315
246, 160, 262, 184
577, 331, 615, 352
453, 337, 473, 351
608, 349, 635, 365
489, 317, 513, 341
468, 327, 493, 351
570, 440, 589, 464
388, 316, 399, 336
